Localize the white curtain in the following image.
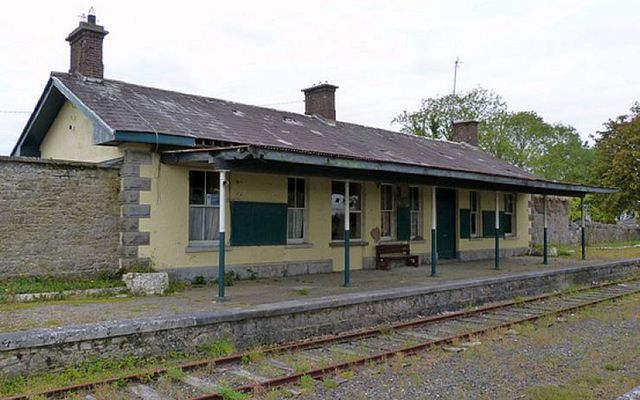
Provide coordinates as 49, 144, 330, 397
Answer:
288, 209, 304, 240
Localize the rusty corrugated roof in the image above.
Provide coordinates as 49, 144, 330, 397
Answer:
53, 72, 539, 180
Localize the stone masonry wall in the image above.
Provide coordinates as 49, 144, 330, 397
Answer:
0, 157, 121, 278
531, 195, 640, 245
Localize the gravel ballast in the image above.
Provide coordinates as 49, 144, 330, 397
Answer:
285, 294, 640, 400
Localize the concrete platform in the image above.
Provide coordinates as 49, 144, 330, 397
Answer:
0, 256, 622, 333
1, 257, 639, 377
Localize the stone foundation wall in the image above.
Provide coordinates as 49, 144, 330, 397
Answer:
531, 195, 640, 245
0, 259, 637, 377
0, 157, 121, 278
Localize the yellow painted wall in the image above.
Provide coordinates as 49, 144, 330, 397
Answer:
457, 189, 531, 251
39, 101, 123, 162
137, 153, 531, 271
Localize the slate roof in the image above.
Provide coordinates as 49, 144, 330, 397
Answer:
52, 72, 539, 180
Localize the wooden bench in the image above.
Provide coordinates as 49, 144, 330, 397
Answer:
375, 243, 419, 270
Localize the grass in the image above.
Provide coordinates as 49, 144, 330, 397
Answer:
552, 241, 640, 260
0, 354, 187, 397
292, 288, 310, 296
217, 385, 248, 400
526, 385, 589, 400
0, 276, 123, 300
299, 375, 317, 393
199, 338, 236, 358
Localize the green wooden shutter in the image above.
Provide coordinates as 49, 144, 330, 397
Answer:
396, 206, 410, 241
482, 211, 495, 238
230, 201, 287, 246
460, 209, 470, 239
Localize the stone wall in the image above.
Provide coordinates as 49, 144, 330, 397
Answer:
531, 195, 640, 245
0, 259, 637, 377
0, 157, 121, 278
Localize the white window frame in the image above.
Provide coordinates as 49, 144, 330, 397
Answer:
188, 170, 220, 246
331, 180, 364, 241
380, 184, 394, 240
470, 191, 481, 238
409, 186, 422, 240
504, 193, 516, 236
287, 177, 306, 244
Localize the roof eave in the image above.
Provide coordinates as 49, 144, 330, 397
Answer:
163, 146, 616, 197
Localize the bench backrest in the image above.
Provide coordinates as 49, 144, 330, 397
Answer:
376, 243, 411, 256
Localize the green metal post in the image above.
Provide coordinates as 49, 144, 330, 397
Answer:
543, 195, 548, 265
218, 231, 225, 299
344, 230, 351, 287
431, 228, 437, 276
431, 187, 437, 277
217, 170, 228, 301
495, 229, 500, 270
495, 192, 500, 270
581, 197, 586, 260
543, 227, 548, 265
344, 180, 351, 288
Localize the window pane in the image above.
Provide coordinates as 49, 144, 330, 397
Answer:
470, 192, 478, 212
296, 178, 305, 208
287, 209, 304, 240
204, 207, 220, 240
381, 185, 392, 210
189, 171, 205, 205
189, 207, 204, 241
287, 178, 296, 207
410, 187, 420, 211
350, 212, 362, 239
410, 211, 420, 238
349, 182, 362, 210
331, 181, 345, 240
332, 212, 345, 240
381, 211, 392, 237
205, 172, 220, 206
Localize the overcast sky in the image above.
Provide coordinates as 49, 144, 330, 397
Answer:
0, 0, 638, 155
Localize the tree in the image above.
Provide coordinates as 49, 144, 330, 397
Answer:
392, 87, 507, 140
589, 103, 640, 222
393, 88, 595, 184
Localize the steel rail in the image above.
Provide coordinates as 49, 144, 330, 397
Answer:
4, 276, 638, 400
191, 284, 640, 400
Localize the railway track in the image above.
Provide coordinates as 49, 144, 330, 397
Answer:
6, 277, 640, 400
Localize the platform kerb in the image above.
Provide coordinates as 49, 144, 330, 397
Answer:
0, 259, 638, 377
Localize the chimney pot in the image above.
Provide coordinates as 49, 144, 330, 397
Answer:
302, 83, 338, 121
452, 120, 479, 146
66, 11, 108, 79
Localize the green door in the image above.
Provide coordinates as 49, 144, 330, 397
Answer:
436, 189, 456, 259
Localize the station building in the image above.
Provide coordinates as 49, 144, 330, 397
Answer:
11, 14, 612, 289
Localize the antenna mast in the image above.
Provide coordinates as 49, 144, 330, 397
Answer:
452, 56, 462, 96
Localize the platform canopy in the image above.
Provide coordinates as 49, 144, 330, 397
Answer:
162, 145, 614, 197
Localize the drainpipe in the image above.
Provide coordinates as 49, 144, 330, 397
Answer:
495, 191, 500, 270
581, 196, 586, 260
543, 195, 548, 265
217, 170, 229, 301
344, 180, 351, 287
431, 187, 437, 276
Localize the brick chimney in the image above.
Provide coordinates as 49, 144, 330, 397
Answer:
65, 10, 108, 79
302, 83, 338, 121
452, 120, 479, 146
